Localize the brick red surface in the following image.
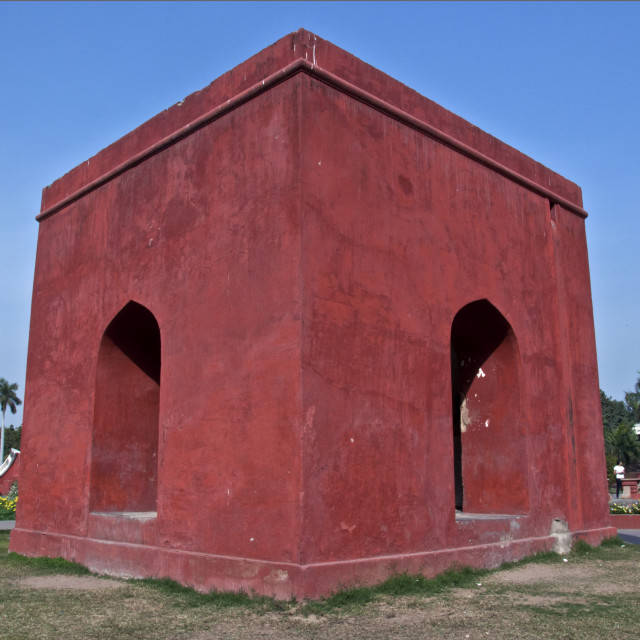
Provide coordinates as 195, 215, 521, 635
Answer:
11, 29, 614, 598
610, 514, 640, 528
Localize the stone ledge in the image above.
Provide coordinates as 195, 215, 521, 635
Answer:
610, 514, 640, 528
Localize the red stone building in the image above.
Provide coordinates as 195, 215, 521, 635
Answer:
11, 30, 614, 599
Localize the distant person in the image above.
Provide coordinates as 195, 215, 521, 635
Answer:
613, 460, 625, 499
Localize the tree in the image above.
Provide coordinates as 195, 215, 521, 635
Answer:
3, 425, 21, 460
611, 422, 640, 467
600, 389, 632, 456
624, 370, 640, 426
0, 378, 22, 463
601, 371, 640, 475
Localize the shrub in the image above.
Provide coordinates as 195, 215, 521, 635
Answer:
0, 495, 17, 520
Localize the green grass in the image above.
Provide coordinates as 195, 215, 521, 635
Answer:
599, 534, 626, 547
378, 566, 486, 596
135, 576, 288, 611
0, 531, 91, 576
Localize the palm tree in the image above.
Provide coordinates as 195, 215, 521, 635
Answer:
0, 378, 22, 462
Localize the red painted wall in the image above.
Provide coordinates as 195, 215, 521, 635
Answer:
10, 29, 614, 598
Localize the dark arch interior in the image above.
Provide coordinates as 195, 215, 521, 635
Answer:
104, 302, 161, 384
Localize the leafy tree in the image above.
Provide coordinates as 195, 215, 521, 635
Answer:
611, 422, 640, 467
2, 425, 21, 459
600, 389, 631, 431
605, 453, 618, 485
601, 371, 640, 474
0, 378, 22, 463
600, 389, 632, 456
624, 370, 640, 425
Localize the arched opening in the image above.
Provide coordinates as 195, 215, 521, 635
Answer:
90, 301, 160, 514
450, 300, 529, 515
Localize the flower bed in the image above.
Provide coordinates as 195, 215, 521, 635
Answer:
609, 501, 640, 528
0, 496, 17, 520
610, 502, 640, 515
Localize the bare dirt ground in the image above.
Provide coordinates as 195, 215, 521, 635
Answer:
14, 575, 126, 590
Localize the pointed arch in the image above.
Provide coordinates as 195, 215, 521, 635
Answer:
450, 299, 529, 515
90, 301, 161, 513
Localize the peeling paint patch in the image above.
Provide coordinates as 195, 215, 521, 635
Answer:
460, 397, 471, 433
303, 406, 316, 431
340, 521, 356, 534
263, 569, 289, 584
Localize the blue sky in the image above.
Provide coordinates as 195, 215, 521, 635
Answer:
1, 1, 638, 428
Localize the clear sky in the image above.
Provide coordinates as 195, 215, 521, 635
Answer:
1, 1, 638, 428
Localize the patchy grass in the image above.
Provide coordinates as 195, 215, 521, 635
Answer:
1, 531, 639, 639
300, 566, 488, 616
497, 550, 565, 571
135, 576, 289, 611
